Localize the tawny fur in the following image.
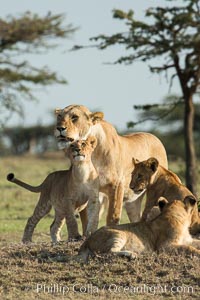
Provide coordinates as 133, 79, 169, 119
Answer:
7, 136, 100, 243
130, 157, 200, 234
54, 104, 168, 225
78, 197, 200, 262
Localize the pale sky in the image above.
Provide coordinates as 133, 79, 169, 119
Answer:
1, 0, 181, 131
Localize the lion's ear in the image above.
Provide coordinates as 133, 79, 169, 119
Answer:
158, 197, 168, 211
87, 136, 97, 149
184, 195, 197, 208
90, 112, 104, 124
55, 108, 62, 115
147, 157, 159, 173
132, 158, 140, 166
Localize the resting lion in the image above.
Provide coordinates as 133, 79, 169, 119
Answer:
78, 196, 200, 262
54, 104, 168, 225
130, 157, 200, 234
7, 136, 100, 243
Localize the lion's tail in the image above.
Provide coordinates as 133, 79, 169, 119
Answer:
7, 173, 43, 193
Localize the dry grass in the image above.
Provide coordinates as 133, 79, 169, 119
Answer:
1, 242, 200, 300
0, 154, 200, 299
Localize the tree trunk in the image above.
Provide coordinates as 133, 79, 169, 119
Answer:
184, 95, 197, 195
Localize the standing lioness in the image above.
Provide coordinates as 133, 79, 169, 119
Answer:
129, 157, 200, 234
54, 104, 168, 225
78, 196, 200, 262
7, 136, 100, 243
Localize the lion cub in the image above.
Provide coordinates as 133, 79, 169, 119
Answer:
79, 196, 200, 262
7, 136, 100, 243
130, 157, 200, 234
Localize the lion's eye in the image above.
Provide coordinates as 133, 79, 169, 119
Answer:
137, 174, 142, 180
82, 142, 86, 147
71, 115, 78, 123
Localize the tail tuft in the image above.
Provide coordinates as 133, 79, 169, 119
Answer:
7, 173, 15, 182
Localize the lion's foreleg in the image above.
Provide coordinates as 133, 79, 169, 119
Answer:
65, 203, 81, 240
106, 182, 124, 226
85, 194, 100, 236
124, 194, 144, 223
110, 236, 127, 253
79, 207, 88, 235
50, 214, 65, 243
141, 195, 157, 221
22, 196, 52, 243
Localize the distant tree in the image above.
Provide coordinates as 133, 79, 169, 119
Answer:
77, 0, 200, 194
3, 124, 55, 155
0, 12, 76, 124
128, 95, 200, 159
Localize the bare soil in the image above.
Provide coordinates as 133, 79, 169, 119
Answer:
0, 239, 200, 300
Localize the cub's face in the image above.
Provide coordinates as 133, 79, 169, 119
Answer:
159, 196, 197, 224
68, 136, 97, 163
129, 158, 159, 194
129, 164, 150, 194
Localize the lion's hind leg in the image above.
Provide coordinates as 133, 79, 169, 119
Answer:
109, 234, 128, 253
110, 236, 137, 259
22, 196, 52, 243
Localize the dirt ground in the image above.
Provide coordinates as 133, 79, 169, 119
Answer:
1, 239, 200, 300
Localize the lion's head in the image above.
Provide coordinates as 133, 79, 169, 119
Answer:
68, 136, 97, 163
54, 105, 104, 149
129, 157, 159, 194
158, 195, 197, 221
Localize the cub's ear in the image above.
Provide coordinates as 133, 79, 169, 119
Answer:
147, 157, 159, 173
184, 195, 197, 207
55, 108, 62, 115
158, 197, 168, 211
132, 157, 140, 166
90, 112, 104, 124
87, 136, 97, 149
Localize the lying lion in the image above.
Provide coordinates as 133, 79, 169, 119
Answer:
129, 157, 200, 234
7, 136, 100, 243
78, 196, 200, 262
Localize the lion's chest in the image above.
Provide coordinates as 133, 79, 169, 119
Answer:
66, 177, 98, 208
67, 184, 92, 201
177, 224, 192, 245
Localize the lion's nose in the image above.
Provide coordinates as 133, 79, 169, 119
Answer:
57, 126, 66, 132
